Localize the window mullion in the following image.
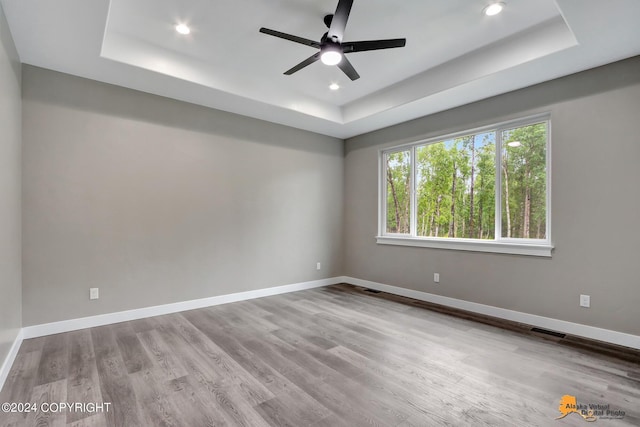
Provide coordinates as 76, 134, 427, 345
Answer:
495, 129, 503, 242
545, 121, 552, 243
379, 152, 387, 236
410, 146, 417, 237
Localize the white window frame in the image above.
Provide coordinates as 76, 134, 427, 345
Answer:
377, 113, 553, 257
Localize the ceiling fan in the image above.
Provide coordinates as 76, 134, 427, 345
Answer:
259, 0, 406, 81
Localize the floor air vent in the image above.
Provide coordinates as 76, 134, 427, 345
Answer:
531, 327, 566, 338
364, 288, 381, 294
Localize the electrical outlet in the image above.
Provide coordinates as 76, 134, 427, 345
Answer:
434, 273, 440, 283
316, 262, 321, 270
580, 294, 590, 308
90, 288, 99, 300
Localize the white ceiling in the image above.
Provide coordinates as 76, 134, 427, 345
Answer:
2, 0, 640, 138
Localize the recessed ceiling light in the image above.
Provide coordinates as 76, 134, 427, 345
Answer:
175, 24, 190, 35
329, 83, 340, 91
507, 141, 521, 147
484, 2, 505, 16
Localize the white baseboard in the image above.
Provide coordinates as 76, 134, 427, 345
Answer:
0, 329, 24, 392
14, 274, 640, 353
22, 277, 341, 339
342, 276, 640, 350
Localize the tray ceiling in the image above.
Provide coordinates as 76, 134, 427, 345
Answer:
2, 0, 640, 138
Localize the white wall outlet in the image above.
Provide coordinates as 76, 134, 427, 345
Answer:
434, 273, 440, 283
316, 262, 321, 270
90, 288, 99, 300
580, 294, 590, 308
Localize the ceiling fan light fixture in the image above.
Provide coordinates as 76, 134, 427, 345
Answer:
175, 23, 190, 35
484, 2, 505, 16
321, 50, 342, 66
329, 83, 340, 90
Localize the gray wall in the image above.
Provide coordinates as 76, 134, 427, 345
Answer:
0, 4, 21, 364
345, 56, 640, 336
22, 66, 344, 326
13, 47, 640, 338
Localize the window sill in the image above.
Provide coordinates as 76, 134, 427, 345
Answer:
376, 236, 553, 257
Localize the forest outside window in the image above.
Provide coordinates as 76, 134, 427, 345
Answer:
378, 114, 553, 257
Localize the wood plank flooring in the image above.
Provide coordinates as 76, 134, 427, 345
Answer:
1, 284, 639, 426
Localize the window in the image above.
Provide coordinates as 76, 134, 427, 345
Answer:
378, 114, 552, 257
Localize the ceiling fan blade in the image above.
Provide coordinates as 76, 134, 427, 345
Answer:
327, 0, 354, 43
259, 28, 320, 48
343, 39, 406, 53
337, 56, 360, 81
284, 52, 321, 75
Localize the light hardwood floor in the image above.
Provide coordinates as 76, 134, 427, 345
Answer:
1, 284, 639, 426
